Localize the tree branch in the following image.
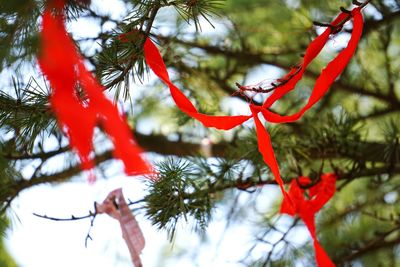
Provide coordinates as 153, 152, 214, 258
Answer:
362, 10, 400, 36
156, 35, 400, 106
335, 225, 400, 264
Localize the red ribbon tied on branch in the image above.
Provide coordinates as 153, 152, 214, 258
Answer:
38, 0, 152, 181
96, 188, 145, 267
144, 6, 363, 266
281, 173, 337, 267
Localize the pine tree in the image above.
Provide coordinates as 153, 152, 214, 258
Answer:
1, 0, 400, 266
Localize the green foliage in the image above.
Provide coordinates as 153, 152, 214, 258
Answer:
0, 77, 56, 153
0, 215, 18, 267
0, 246, 18, 267
320, 174, 400, 266
172, 0, 224, 31
95, 0, 225, 98
144, 157, 212, 239
0, 0, 40, 67
0, 146, 23, 213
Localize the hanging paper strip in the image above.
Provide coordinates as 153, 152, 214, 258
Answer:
96, 188, 145, 267
38, 0, 152, 180
144, 6, 364, 266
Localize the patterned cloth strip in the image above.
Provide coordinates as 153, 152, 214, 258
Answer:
96, 188, 145, 267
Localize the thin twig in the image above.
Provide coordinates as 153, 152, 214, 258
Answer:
32, 199, 144, 222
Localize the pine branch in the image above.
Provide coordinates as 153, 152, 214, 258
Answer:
335, 224, 400, 264
355, 10, 400, 36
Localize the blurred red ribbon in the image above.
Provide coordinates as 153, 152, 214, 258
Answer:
96, 188, 145, 267
144, 7, 363, 266
38, 0, 152, 181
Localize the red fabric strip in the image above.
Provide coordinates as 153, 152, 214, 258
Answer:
38, 4, 152, 179
39, 10, 97, 171
262, 8, 363, 123
262, 12, 350, 109
280, 173, 337, 267
144, 39, 252, 130
250, 106, 292, 203
76, 61, 151, 175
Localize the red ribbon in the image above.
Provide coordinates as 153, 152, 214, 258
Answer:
260, 9, 364, 122
280, 173, 337, 267
261, 11, 352, 110
144, 7, 363, 266
38, 0, 152, 180
143, 40, 253, 130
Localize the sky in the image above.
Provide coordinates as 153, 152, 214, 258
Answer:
1, 0, 346, 266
